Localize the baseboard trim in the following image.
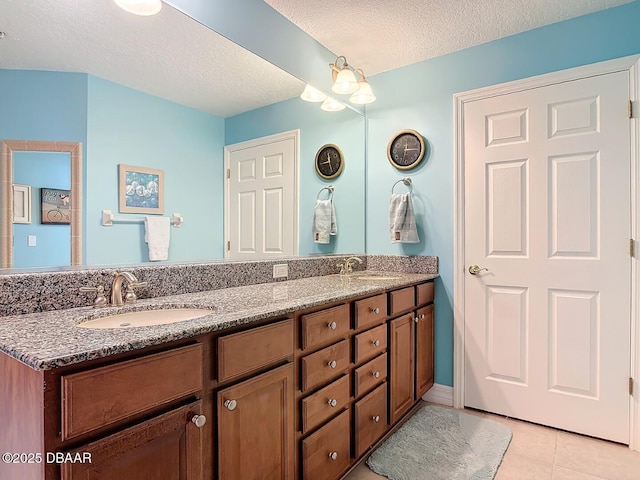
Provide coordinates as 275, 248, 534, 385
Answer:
422, 383, 454, 406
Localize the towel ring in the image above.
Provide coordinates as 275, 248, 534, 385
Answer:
317, 185, 334, 200
391, 177, 412, 194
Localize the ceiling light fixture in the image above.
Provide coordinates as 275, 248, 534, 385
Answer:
113, 0, 162, 16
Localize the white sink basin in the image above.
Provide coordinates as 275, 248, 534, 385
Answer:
353, 274, 401, 281
77, 308, 213, 329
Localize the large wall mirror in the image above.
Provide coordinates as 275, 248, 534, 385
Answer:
0, 1, 365, 272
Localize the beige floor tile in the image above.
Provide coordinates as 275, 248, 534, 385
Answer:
554, 431, 640, 480
343, 462, 385, 480
495, 452, 553, 480
483, 413, 558, 464
551, 465, 607, 480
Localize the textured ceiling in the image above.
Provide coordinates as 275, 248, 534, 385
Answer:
0, 0, 304, 117
265, 0, 633, 75
0, 0, 633, 117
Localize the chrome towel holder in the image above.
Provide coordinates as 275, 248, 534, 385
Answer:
317, 185, 334, 200
391, 177, 412, 194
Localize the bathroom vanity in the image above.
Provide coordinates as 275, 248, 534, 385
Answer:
0, 267, 435, 480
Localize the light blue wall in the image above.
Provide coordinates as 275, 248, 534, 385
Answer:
13, 152, 71, 267
86, 76, 225, 265
226, 98, 365, 255
365, 1, 640, 387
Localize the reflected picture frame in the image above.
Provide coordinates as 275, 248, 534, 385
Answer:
12, 184, 31, 224
118, 164, 164, 214
41, 187, 71, 224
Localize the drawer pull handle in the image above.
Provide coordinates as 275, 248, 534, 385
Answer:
370, 307, 380, 314
372, 339, 380, 347
327, 321, 337, 330
191, 414, 207, 428
372, 415, 380, 423
224, 399, 237, 411
328, 398, 338, 407
373, 371, 380, 379
329, 452, 338, 461
328, 360, 337, 369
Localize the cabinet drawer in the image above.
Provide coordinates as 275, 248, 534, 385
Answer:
354, 382, 387, 458
301, 374, 350, 434
389, 286, 415, 315
218, 318, 293, 382
61, 344, 203, 441
354, 323, 387, 364
302, 409, 351, 480
301, 340, 350, 392
416, 281, 435, 306
301, 304, 350, 351
353, 352, 387, 397
354, 293, 387, 329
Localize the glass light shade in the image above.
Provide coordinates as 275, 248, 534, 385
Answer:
331, 67, 358, 94
321, 98, 346, 112
114, 0, 162, 16
349, 80, 376, 104
300, 85, 327, 103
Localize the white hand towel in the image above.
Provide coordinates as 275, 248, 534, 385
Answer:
313, 199, 337, 244
144, 216, 170, 261
389, 193, 419, 243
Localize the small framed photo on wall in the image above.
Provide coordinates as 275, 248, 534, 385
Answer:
41, 188, 71, 224
118, 164, 164, 214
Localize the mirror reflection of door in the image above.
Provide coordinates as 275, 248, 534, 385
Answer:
13, 151, 71, 268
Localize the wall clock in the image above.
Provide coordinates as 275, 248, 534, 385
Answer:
315, 144, 344, 179
387, 129, 426, 170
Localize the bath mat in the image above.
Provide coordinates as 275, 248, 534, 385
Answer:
366, 405, 512, 480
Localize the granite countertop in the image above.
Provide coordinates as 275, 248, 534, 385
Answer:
0, 271, 437, 371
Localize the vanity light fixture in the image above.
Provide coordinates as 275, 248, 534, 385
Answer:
349, 70, 376, 105
300, 84, 327, 102
330, 56, 358, 94
320, 97, 346, 112
113, 0, 162, 16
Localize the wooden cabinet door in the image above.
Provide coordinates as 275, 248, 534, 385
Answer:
61, 401, 204, 480
217, 364, 294, 480
389, 313, 415, 424
415, 304, 434, 399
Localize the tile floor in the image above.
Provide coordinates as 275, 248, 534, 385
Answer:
344, 404, 640, 480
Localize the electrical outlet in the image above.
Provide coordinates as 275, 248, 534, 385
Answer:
273, 263, 288, 279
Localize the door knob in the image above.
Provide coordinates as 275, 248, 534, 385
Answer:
468, 265, 489, 275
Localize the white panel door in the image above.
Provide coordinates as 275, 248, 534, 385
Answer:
226, 133, 297, 259
464, 71, 631, 443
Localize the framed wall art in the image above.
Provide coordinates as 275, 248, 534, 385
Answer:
118, 164, 164, 214
12, 184, 31, 224
41, 187, 71, 224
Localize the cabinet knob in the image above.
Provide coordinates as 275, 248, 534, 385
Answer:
370, 307, 380, 314
414, 316, 419, 323
420, 314, 425, 320
372, 371, 380, 379
372, 339, 380, 347
327, 321, 337, 330
224, 399, 237, 411
327, 360, 337, 369
191, 414, 207, 428
328, 398, 337, 407
329, 452, 338, 461
372, 415, 380, 423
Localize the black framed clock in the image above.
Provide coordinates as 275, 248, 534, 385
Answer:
387, 129, 426, 170
315, 144, 344, 179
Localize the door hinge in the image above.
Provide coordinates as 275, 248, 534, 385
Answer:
227, 169, 230, 179
630, 377, 634, 396
629, 100, 634, 119
227, 240, 230, 251
631, 238, 636, 258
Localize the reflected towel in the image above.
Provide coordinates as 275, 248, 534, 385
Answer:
313, 199, 337, 244
144, 216, 170, 261
389, 193, 419, 243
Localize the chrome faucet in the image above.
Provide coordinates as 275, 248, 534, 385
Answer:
338, 256, 363, 276
110, 271, 147, 306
